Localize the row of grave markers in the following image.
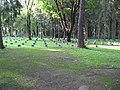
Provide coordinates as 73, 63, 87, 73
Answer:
3, 37, 120, 48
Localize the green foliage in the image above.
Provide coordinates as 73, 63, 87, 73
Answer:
85, 0, 99, 11
15, 14, 26, 31
62, 8, 71, 14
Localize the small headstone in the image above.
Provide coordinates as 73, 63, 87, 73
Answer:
10, 43, 13, 45
72, 40, 75, 43
85, 43, 88, 45
5, 45, 7, 47
22, 43, 24, 45
31, 45, 34, 47
18, 45, 21, 47
44, 42, 47, 45
70, 45, 74, 47
108, 42, 113, 46
96, 45, 98, 47
33, 43, 36, 45
93, 40, 96, 45
5, 41, 8, 43
110, 43, 113, 46
86, 41, 89, 45
101, 40, 104, 45
58, 44, 61, 47
44, 41, 46, 44
15, 41, 17, 43
25, 41, 27, 43
108, 41, 110, 45
45, 44, 48, 47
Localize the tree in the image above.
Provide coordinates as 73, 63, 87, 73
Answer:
24, 0, 35, 40
77, 0, 86, 48
0, 0, 5, 49
53, 0, 80, 42
4, 0, 22, 36
0, 13, 5, 49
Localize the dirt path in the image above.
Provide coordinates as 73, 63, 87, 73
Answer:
26, 51, 120, 90
28, 68, 120, 90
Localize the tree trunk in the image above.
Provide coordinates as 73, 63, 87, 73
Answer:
58, 21, 60, 40
27, 13, 32, 40
63, 31, 66, 40
66, 32, 71, 42
111, 1, 116, 41
51, 17, 54, 39
54, 19, 56, 38
85, 20, 88, 41
40, 24, 42, 39
4, 27, 7, 36
54, 29, 56, 39
11, 24, 14, 36
112, 19, 116, 41
36, 21, 39, 37
0, 14, 5, 49
107, 22, 110, 40
118, 23, 120, 39
77, 0, 86, 48
102, 0, 107, 41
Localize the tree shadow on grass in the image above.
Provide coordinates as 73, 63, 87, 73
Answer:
0, 70, 36, 90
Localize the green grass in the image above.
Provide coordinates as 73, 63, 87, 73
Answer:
67, 47, 120, 68
100, 74, 120, 90
0, 37, 120, 90
0, 48, 49, 89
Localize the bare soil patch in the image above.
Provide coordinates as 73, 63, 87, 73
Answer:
28, 68, 120, 90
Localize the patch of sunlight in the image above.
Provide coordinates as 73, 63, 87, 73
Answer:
9, 45, 31, 48
8, 45, 42, 48
30, 61, 47, 66
0, 71, 36, 88
46, 49, 62, 52
89, 45, 120, 50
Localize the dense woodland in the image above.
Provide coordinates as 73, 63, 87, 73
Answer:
0, 0, 120, 49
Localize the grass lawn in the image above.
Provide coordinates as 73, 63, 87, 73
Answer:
0, 37, 120, 90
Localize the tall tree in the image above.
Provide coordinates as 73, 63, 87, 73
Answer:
0, 0, 4, 49
0, 13, 4, 49
53, 0, 80, 42
23, 0, 35, 40
77, 0, 86, 48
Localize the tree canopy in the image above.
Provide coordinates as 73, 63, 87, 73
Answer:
0, 0, 120, 49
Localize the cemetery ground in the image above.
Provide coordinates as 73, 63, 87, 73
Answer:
0, 37, 120, 90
